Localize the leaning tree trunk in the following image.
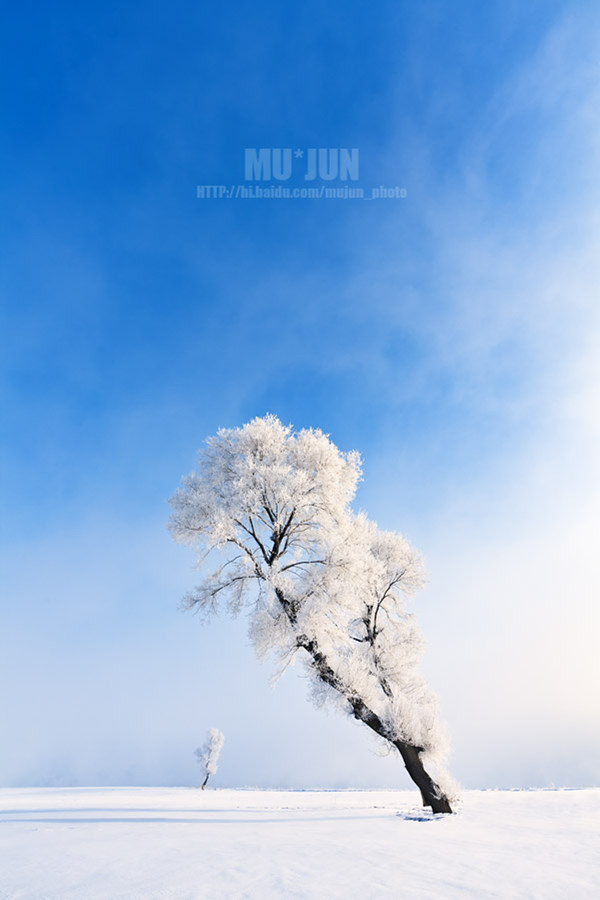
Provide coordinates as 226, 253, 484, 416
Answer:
394, 741, 452, 813
293, 625, 453, 814
275, 589, 453, 813
353, 700, 453, 814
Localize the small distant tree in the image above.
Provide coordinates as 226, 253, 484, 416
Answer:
195, 727, 225, 789
170, 415, 456, 813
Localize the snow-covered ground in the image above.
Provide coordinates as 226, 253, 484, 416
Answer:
0, 787, 598, 899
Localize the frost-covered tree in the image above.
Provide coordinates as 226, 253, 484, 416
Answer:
195, 727, 225, 789
170, 415, 456, 813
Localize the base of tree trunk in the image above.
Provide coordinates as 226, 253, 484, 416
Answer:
395, 741, 453, 814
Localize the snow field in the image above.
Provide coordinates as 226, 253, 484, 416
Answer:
0, 787, 598, 899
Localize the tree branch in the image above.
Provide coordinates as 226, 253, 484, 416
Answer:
279, 558, 326, 572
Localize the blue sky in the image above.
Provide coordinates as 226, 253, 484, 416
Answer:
1, 1, 599, 789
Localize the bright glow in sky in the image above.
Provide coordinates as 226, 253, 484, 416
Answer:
1, 1, 599, 790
